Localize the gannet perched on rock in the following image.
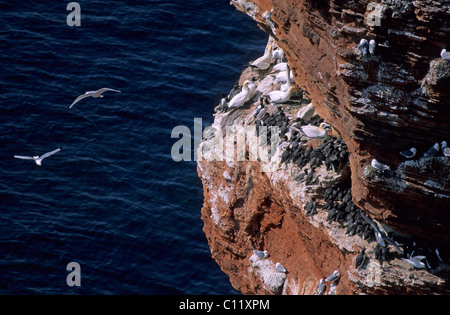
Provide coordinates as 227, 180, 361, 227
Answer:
301, 122, 330, 138
266, 86, 297, 103
250, 45, 273, 70
296, 103, 315, 121
246, 81, 257, 102
275, 67, 294, 82
227, 80, 251, 108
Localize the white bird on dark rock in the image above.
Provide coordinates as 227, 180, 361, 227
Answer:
275, 262, 287, 273
399, 147, 417, 159
14, 148, 61, 166
325, 270, 340, 282
423, 143, 440, 157
369, 39, 376, 55
357, 38, 369, 57
228, 80, 251, 108
441, 49, 450, 60
70, 88, 121, 108
371, 159, 390, 171
441, 141, 449, 157
301, 122, 330, 138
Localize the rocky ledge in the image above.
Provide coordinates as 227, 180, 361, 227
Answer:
197, 0, 450, 294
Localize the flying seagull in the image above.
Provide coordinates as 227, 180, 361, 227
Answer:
70, 88, 121, 108
14, 148, 61, 166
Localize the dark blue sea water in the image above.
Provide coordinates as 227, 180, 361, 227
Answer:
0, 1, 268, 294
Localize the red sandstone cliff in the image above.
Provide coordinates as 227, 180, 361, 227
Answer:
197, 0, 450, 294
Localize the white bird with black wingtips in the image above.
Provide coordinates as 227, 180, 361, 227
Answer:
275, 262, 287, 273
325, 270, 340, 282
423, 143, 440, 157
399, 147, 417, 159
70, 88, 122, 108
14, 148, 61, 166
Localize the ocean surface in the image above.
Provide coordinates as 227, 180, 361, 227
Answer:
0, 0, 268, 294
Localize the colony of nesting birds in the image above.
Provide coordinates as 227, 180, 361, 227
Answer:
214, 39, 449, 276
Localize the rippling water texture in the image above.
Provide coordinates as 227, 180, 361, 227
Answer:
0, 0, 267, 294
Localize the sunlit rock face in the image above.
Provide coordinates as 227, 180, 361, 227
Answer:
197, 0, 450, 294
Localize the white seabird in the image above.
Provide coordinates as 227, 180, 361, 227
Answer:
369, 39, 376, 55
317, 279, 326, 295
14, 148, 61, 166
266, 86, 297, 103
301, 122, 330, 138
423, 142, 440, 157
273, 62, 288, 72
280, 64, 292, 92
440, 141, 449, 157
399, 147, 417, 159
441, 49, 450, 60
70, 88, 121, 108
296, 103, 315, 121
275, 68, 294, 82
272, 48, 284, 63
228, 80, 251, 108
357, 38, 369, 57
251, 45, 273, 70
325, 270, 340, 282
402, 255, 427, 269
253, 250, 269, 259
371, 159, 390, 171
275, 262, 287, 273
246, 81, 258, 102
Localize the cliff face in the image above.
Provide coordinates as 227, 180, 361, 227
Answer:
197, 0, 450, 294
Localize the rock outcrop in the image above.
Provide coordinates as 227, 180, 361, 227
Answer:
197, 0, 450, 294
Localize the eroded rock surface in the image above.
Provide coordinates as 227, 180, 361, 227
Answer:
197, 0, 450, 294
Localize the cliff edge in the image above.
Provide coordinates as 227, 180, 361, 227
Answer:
197, 0, 450, 294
